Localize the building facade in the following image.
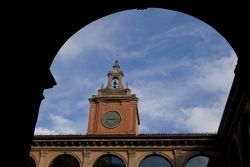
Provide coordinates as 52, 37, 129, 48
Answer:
29, 60, 250, 167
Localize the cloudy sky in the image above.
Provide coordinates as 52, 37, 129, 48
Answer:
35, 8, 237, 135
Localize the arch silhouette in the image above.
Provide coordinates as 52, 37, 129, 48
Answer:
3, 2, 249, 167
135, 152, 173, 167
240, 112, 250, 166
49, 154, 81, 167
138, 153, 172, 167
27, 155, 37, 167
93, 154, 126, 167
228, 140, 242, 167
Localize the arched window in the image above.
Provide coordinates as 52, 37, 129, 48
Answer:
49, 154, 80, 167
185, 155, 218, 167
139, 155, 172, 167
27, 156, 36, 167
93, 154, 125, 167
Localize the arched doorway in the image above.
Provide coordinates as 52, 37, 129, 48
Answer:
185, 155, 218, 167
49, 154, 80, 167
93, 154, 126, 167
139, 154, 172, 167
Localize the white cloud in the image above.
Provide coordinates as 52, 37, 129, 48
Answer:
177, 52, 237, 132
57, 10, 208, 63
141, 23, 214, 55
48, 114, 77, 134
179, 105, 223, 132
56, 12, 130, 62
192, 51, 237, 93
129, 51, 237, 133
126, 56, 192, 81
34, 128, 58, 135
50, 114, 73, 125
57, 37, 84, 61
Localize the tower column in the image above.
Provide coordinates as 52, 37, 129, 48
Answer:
118, 75, 123, 89
107, 75, 113, 89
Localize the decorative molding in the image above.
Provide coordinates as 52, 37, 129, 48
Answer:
32, 136, 217, 148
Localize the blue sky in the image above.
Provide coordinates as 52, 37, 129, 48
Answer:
35, 8, 237, 135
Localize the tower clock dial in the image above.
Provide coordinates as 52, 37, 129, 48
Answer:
102, 111, 122, 129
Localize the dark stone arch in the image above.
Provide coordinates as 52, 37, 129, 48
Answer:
93, 154, 126, 167
49, 154, 80, 167
26, 156, 37, 167
139, 154, 172, 167
240, 113, 250, 166
3, 2, 249, 167
228, 141, 241, 167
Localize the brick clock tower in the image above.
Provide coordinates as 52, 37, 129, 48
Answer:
87, 60, 140, 135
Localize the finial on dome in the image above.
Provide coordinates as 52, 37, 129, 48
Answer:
113, 55, 120, 68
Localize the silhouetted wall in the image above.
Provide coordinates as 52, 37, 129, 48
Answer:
2, 1, 249, 167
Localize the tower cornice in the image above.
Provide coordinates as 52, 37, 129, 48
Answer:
89, 95, 138, 103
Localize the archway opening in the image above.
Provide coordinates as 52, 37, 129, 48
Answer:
35, 8, 237, 135
93, 154, 125, 167
139, 154, 172, 167
185, 155, 218, 167
49, 154, 80, 167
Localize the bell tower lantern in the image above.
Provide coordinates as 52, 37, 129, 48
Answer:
106, 60, 124, 89
87, 59, 140, 135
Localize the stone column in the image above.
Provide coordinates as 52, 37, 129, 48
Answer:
174, 149, 183, 167
83, 150, 90, 167
128, 150, 136, 167
39, 150, 48, 167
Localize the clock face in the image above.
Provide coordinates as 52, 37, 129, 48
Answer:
102, 111, 122, 129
